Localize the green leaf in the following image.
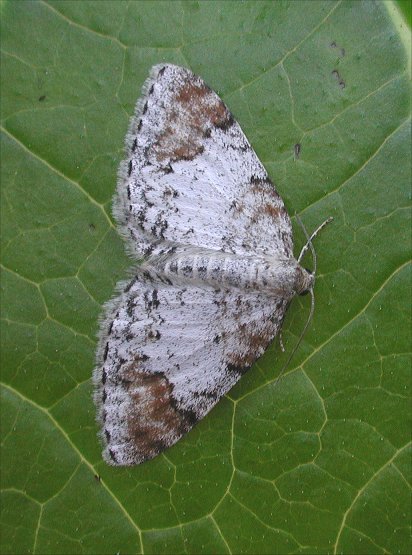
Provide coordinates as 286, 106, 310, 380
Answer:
1, 1, 410, 553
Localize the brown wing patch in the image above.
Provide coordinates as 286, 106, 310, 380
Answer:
224, 298, 288, 373
121, 368, 195, 463
226, 324, 275, 369
154, 72, 233, 163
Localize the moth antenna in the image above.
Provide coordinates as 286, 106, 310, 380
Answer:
297, 216, 333, 267
272, 214, 332, 388
272, 288, 315, 390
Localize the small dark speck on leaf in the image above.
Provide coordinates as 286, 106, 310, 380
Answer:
330, 41, 345, 57
89, 223, 96, 232
38, 95, 46, 102
294, 143, 301, 159
94, 474, 101, 482
332, 69, 345, 89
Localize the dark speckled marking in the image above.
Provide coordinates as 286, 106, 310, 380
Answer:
226, 362, 251, 376
182, 265, 193, 277
197, 265, 207, 279
169, 261, 178, 273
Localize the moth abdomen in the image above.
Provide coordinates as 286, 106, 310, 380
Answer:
152, 248, 306, 297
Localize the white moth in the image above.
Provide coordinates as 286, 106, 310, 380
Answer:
94, 64, 317, 466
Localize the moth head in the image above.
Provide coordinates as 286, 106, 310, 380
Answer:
294, 215, 333, 296
296, 267, 315, 296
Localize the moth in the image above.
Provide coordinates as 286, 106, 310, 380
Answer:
94, 64, 326, 466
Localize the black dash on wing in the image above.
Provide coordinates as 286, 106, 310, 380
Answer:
105, 429, 111, 442
144, 289, 160, 310
162, 163, 174, 174
143, 244, 154, 256
135, 353, 149, 363
163, 187, 179, 198
132, 137, 138, 151
158, 66, 166, 77
250, 174, 272, 186
103, 343, 109, 361
124, 276, 138, 293
213, 335, 221, 344
128, 160, 133, 176
137, 210, 146, 226
108, 321, 114, 335
102, 369, 107, 385
147, 329, 161, 340
115, 357, 126, 373
127, 185, 131, 200
152, 289, 159, 308
142, 101, 148, 114
142, 270, 154, 282
108, 448, 117, 463
226, 363, 251, 376
102, 389, 107, 403
149, 84, 154, 95
137, 120, 142, 132
127, 297, 135, 316
215, 112, 234, 131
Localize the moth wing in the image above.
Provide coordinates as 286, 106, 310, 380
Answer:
94, 271, 288, 466
115, 64, 293, 259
